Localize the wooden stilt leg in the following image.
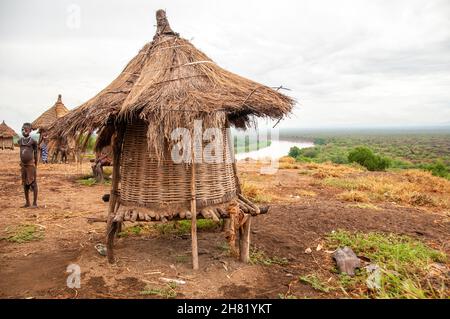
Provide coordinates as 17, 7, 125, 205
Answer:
222, 218, 231, 232
106, 221, 118, 263
190, 162, 199, 270
105, 127, 124, 263
239, 216, 251, 263
116, 222, 123, 236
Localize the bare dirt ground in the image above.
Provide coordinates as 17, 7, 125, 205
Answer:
0, 150, 448, 299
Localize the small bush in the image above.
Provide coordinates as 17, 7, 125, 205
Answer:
426, 160, 449, 179
301, 147, 319, 158
288, 146, 302, 158
314, 138, 327, 145
348, 147, 391, 171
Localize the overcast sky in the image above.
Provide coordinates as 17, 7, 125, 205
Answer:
1, 0, 449, 133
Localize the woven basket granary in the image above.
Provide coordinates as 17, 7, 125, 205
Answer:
118, 119, 236, 213
49, 9, 295, 267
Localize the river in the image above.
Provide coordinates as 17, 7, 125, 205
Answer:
235, 140, 314, 161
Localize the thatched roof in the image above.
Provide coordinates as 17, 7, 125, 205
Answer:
51, 10, 295, 157
32, 94, 69, 131
0, 120, 17, 138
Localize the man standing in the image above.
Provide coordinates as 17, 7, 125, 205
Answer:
19, 123, 38, 208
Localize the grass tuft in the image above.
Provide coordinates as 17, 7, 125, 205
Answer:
327, 230, 447, 298
140, 283, 177, 298
299, 274, 333, 293
241, 181, 273, 203
3, 224, 44, 243
250, 248, 288, 266
337, 190, 369, 203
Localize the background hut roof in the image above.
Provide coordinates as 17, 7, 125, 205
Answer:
32, 94, 69, 131
51, 10, 295, 156
0, 120, 18, 138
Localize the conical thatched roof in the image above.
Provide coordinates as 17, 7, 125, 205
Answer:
52, 10, 295, 157
0, 120, 17, 138
32, 94, 69, 131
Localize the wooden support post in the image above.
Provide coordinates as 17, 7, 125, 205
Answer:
106, 221, 118, 263
190, 160, 199, 270
105, 126, 125, 263
239, 216, 251, 263
226, 122, 242, 195
222, 218, 231, 232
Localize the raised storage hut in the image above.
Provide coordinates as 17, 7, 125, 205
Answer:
52, 10, 294, 268
0, 120, 17, 150
32, 94, 71, 162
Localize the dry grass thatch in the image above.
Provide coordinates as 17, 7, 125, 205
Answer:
50, 10, 295, 159
32, 94, 69, 131
0, 120, 17, 138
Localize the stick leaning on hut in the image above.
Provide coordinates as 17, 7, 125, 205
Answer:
50, 9, 294, 269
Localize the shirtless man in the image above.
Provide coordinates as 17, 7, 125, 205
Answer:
19, 123, 38, 208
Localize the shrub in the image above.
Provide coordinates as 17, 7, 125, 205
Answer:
314, 138, 327, 145
288, 146, 302, 158
330, 153, 348, 164
348, 146, 391, 171
300, 147, 319, 158
427, 160, 449, 179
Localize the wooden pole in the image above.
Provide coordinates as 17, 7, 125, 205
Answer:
239, 216, 251, 263
190, 159, 199, 270
106, 125, 125, 263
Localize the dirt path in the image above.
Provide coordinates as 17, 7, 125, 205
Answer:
0, 150, 448, 298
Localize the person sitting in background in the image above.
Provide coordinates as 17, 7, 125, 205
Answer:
91, 146, 112, 182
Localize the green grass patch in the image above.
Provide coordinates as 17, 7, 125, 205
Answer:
217, 242, 231, 253
140, 283, 178, 298
154, 219, 220, 236
299, 274, 333, 293
250, 248, 288, 266
118, 220, 220, 238
77, 175, 111, 186
174, 254, 189, 263
327, 230, 448, 298
3, 224, 44, 243
118, 224, 151, 237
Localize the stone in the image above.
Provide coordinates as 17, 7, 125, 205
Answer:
332, 247, 361, 276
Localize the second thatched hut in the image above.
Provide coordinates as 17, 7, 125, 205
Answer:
51, 10, 294, 268
32, 94, 75, 163
0, 120, 18, 150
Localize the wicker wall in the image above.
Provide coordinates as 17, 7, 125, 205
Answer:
0, 137, 14, 150
119, 120, 237, 211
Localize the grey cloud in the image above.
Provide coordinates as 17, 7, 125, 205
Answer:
1, 0, 450, 133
